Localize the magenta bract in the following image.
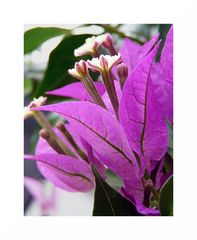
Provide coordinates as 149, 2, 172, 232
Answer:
25, 27, 173, 216
119, 41, 168, 166
25, 153, 95, 192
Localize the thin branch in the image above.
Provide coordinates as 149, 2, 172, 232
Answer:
99, 24, 144, 45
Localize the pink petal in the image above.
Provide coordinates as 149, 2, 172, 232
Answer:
138, 33, 160, 62
36, 124, 86, 160
120, 41, 168, 165
46, 82, 106, 102
160, 26, 173, 123
33, 101, 139, 180
24, 176, 45, 205
119, 38, 141, 74
24, 176, 57, 215
151, 62, 173, 124
121, 184, 160, 216
25, 154, 95, 192
82, 140, 106, 179
161, 26, 173, 84
118, 33, 160, 76
102, 81, 122, 114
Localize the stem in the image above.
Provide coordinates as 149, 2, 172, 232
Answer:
56, 122, 89, 162
99, 24, 144, 45
150, 185, 159, 202
142, 176, 159, 208
82, 75, 107, 109
101, 70, 119, 119
32, 111, 76, 157
39, 129, 65, 154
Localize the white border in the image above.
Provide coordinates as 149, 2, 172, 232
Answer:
1, 0, 197, 239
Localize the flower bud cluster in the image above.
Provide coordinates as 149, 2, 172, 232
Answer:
74, 33, 117, 57
24, 96, 47, 119
87, 54, 121, 73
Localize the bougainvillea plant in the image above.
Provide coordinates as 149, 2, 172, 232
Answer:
24, 25, 173, 216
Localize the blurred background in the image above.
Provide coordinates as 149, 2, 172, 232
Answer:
24, 24, 171, 216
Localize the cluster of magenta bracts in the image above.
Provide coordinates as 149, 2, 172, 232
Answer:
24, 26, 173, 216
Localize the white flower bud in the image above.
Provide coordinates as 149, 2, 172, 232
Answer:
74, 34, 109, 57
68, 60, 88, 81
87, 53, 121, 72
24, 96, 47, 119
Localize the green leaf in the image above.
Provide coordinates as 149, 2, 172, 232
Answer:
92, 167, 141, 216
105, 169, 123, 190
159, 175, 173, 216
34, 34, 91, 97
24, 78, 33, 95
24, 27, 70, 54
164, 152, 173, 173
156, 24, 172, 61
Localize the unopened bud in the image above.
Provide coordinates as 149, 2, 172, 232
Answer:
39, 128, 50, 140
143, 177, 159, 201
117, 63, 128, 89
39, 129, 65, 154
68, 60, 106, 108
68, 60, 89, 81
102, 33, 118, 55
56, 121, 88, 162
88, 54, 121, 119
143, 179, 154, 189
56, 122, 78, 150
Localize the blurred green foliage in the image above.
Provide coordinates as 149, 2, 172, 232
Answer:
35, 34, 92, 97
24, 24, 172, 100
159, 176, 173, 216
24, 27, 70, 54
92, 167, 141, 216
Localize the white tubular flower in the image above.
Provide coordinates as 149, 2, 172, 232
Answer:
96, 34, 108, 45
68, 60, 88, 81
68, 59, 107, 108
87, 53, 121, 72
29, 96, 47, 108
68, 67, 81, 80
74, 34, 109, 57
24, 96, 47, 119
